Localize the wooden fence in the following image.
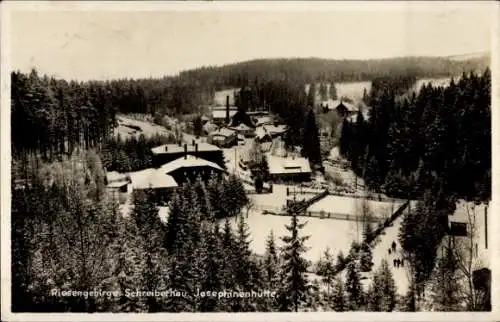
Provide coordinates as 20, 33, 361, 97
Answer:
263, 210, 383, 222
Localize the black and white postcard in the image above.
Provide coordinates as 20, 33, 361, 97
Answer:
1, 1, 498, 321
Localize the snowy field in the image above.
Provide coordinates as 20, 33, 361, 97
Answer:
114, 114, 173, 139
306, 195, 402, 220
226, 210, 363, 263
336, 81, 371, 101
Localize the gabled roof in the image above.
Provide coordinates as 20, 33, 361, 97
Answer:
212, 110, 238, 119
230, 123, 254, 132
106, 171, 127, 183
267, 155, 312, 175
107, 181, 129, 188
209, 127, 236, 137
160, 155, 224, 174
322, 99, 357, 112
132, 168, 178, 190
255, 116, 272, 126
255, 127, 272, 140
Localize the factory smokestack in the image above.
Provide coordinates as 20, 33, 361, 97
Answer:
184, 144, 187, 159
225, 95, 230, 124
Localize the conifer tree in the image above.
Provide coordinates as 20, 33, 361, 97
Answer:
367, 259, 397, 311
329, 82, 338, 100
345, 260, 363, 310
301, 108, 322, 167
331, 275, 346, 312
319, 248, 336, 308
220, 219, 237, 290
339, 118, 352, 158
277, 214, 310, 312
429, 239, 461, 311
307, 83, 316, 107
263, 230, 280, 290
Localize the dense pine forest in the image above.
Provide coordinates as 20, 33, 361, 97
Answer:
10, 55, 491, 312
11, 55, 489, 160
340, 69, 491, 202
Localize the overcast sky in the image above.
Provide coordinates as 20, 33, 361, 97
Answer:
8, 2, 494, 81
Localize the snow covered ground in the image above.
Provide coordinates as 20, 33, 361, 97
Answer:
226, 209, 362, 264
306, 195, 401, 220
336, 81, 371, 102
114, 114, 173, 139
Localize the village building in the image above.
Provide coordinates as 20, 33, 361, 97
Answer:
211, 107, 237, 126
267, 155, 312, 182
131, 168, 178, 202
202, 121, 218, 135
446, 200, 490, 294
105, 171, 131, 193
255, 127, 273, 144
247, 110, 270, 118
160, 154, 224, 186
263, 124, 287, 138
151, 141, 224, 168
254, 116, 272, 127
229, 123, 256, 138
321, 99, 358, 118
207, 127, 237, 148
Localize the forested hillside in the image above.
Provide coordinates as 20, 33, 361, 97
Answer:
340, 69, 491, 202
11, 55, 489, 154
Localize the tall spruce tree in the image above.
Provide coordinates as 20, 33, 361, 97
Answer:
331, 275, 346, 312
278, 214, 310, 312
301, 108, 322, 167
345, 259, 363, 310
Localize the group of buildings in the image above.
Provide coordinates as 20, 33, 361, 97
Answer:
106, 139, 226, 202
204, 95, 286, 149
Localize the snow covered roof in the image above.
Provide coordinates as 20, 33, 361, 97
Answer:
264, 125, 287, 135
132, 169, 178, 190
107, 181, 129, 188
212, 109, 237, 119
151, 142, 220, 155
267, 155, 311, 175
255, 116, 272, 126
255, 127, 272, 139
106, 171, 127, 183
329, 147, 340, 160
230, 123, 255, 132
160, 155, 224, 174
209, 127, 236, 137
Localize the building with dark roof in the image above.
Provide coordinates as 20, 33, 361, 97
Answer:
267, 155, 312, 182
151, 141, 225, 168
160, 154, 224, 186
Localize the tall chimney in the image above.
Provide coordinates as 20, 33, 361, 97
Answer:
226, 95, 230, 124
184, 144, 187, 159
192, 139, 195, 146
165, 145, 168, 152
178, 141, 182, 147
195, 143, 198, 158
